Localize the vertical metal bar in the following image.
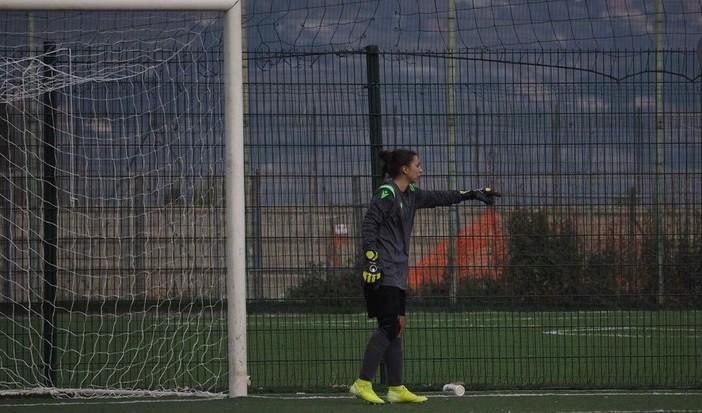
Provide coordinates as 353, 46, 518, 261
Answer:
447, 0, 459, 305
365, 46, 387, 385
365, 45, 383, 188
654, 0, 665, 305
223, 2, 248, 397
250, 169, 263, 299
1, 103, 13, 301
41, 41, 58, 387
26, 11, 43, 337
134, 175, 146, 299
2, 169, 11, 301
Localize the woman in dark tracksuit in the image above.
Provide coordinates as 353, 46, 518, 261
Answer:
349, 148, 500, 404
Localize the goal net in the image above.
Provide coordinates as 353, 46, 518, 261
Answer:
0, 9, 234, 398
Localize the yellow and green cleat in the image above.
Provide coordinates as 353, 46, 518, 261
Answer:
349, 378, 385, 405
386, 385, 428, 403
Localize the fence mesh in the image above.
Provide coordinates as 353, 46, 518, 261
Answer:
0, 5, 701, 394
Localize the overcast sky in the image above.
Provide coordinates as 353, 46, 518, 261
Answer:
0, 1, 700, 207
245, 0, 702, 51
0, 0, 701, 52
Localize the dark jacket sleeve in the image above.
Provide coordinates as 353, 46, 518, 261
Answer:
415, 188, 463, 209
361, 192, 395, 253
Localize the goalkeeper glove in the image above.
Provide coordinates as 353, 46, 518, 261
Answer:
362, 250, 382, 284
459, 187, 502, 205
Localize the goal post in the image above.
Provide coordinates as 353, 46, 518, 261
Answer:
0, 0, 248, 398
222, 2, 248, 400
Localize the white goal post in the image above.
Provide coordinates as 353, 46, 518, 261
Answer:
0, 0, 248, 398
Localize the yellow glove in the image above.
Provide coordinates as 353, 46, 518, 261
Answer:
362, 250, 382, 284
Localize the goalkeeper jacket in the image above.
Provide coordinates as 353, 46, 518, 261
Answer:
361, 180, 463, 291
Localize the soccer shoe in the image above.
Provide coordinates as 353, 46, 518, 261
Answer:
386, 385, 428, 403
350, 378, 385, 404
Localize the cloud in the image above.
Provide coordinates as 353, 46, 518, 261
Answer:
572, 94, 611, 112
602, 0, 654, 35
634, 95, 655, 111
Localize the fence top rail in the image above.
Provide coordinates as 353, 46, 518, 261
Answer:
0, 0, 238, 11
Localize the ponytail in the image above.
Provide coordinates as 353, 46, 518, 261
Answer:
379, 149, 417, 179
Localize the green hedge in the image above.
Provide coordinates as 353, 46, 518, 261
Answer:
284, 208, 702, 311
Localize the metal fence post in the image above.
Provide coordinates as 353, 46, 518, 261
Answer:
365, 45, 383, 189
41, 41, 58, 387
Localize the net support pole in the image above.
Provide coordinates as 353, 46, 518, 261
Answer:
223, 2, 248, 398
41, 41, 59, 387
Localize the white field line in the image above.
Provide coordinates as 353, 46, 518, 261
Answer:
2, 390, 701, 409
257, 390, 702, 399
542, 326, 701, 338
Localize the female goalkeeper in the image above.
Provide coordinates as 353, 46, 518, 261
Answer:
349, 148, 500, 404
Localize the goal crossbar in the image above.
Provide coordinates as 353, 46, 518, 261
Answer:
0, 0, 248, 399
0, 0, 238, 11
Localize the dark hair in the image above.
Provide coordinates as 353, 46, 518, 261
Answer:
379, 149, 418, 179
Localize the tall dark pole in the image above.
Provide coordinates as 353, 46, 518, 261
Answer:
654, 0, 665, 305
364, 45, 387, 383
365, 45, 383, 188
1, 104, 14, 302
42, 41, 58, 387
251, 169, 264, 299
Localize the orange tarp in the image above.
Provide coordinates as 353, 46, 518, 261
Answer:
409, 210, 505, 290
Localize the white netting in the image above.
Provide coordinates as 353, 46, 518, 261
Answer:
1, 11, 228, 397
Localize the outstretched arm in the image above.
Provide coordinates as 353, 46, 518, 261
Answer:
459, 187, 502, 205
416, 187, 502, 208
